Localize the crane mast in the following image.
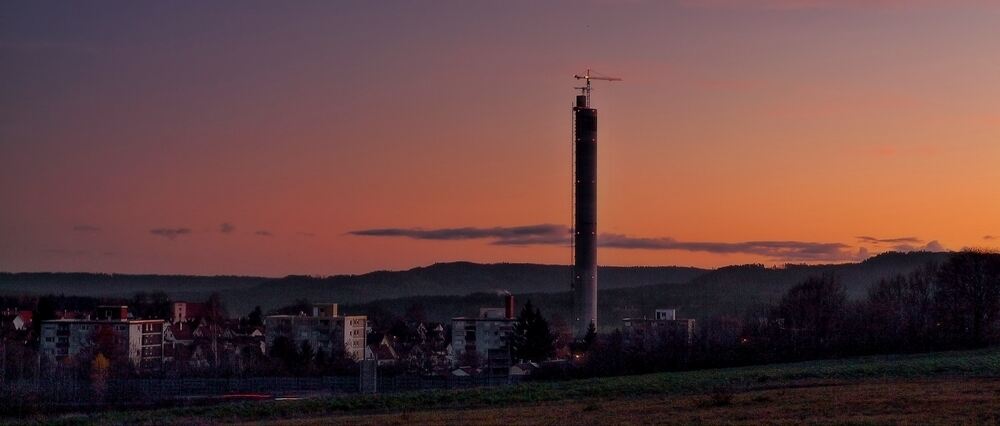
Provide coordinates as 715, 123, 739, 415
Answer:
573, 69, 622, 108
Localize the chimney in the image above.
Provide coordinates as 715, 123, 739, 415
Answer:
505, 294, 515, 319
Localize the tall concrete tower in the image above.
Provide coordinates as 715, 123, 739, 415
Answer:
572, 94, 598, 338
571, 70, 619, 338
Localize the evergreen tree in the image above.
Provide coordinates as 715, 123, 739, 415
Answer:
32, 296, 59, 348
511, 301, 555, 362
269, 337, 298, 374
583, 322, 597, 350
247, 306, 264, 327
299, 341, 315, 375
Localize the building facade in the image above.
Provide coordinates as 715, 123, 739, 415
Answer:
171, 301, 208, 324
38, 306, 166, 371
264, 303, 367, 361
451, 295, 517, 373
622, 309, 696, 351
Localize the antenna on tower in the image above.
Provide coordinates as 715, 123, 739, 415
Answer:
573, 69, 622, 107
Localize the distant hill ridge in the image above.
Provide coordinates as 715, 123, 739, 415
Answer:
0, 262, 707, 313
344, 252, 952, 327
0, 252, 948, 316
232, 262, 707, 313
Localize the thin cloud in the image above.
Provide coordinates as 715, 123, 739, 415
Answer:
150, 228, 192, 240
889, 242, 945, 252
350, 224, 863, 261
856, 236, 923, 245
255, 230, 274, 237
350, 224, 568, 245
856, 236, 946, 252
856, 236, 933, 252
922, 240, 945, 252
220, 223, 236, 234
73, 225, 101, 232
599, 234, 860, 261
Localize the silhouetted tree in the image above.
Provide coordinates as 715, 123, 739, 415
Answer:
583, 322, 597, 349
298, 341, 314, 375
771, 274, 847, 356
580, 328, 626, 377
130, 291, 171, 319
247, 306, 264, 328
511, 301, 555, 363
74, 325, 130, 382
863, 264, 937, 352
238, 345, 268, 376
457, 349, 480, 368
363, 305, 398, 333
934, 251, 1000, 347
389, 319, 416, 347
269, 336, 298, 375
314, 348, 329, 374
31, 296, 58, 348
404, 302, 427, 324
204, 293, 227, 366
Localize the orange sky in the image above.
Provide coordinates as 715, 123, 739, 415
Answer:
1, 1, 998, 276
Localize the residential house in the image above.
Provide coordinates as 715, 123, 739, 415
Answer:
264, 303, 367, 361
621, 309, 697, 351
38, 306, 167, 371
451, 295, 516, 375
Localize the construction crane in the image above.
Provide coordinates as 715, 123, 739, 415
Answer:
573, 69, 622, 107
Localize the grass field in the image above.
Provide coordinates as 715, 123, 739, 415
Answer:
17, 347, 1000, 425
263, 378, 1000, 425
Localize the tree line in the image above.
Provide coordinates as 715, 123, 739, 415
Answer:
560, 250, 1000, 378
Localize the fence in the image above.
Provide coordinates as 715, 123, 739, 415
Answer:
0, 374, 523, 408
1, 376, 357, 408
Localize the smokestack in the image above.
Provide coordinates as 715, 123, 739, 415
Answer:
572, 92, 598, 337
505, 294, 515, 319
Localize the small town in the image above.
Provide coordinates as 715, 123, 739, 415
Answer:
0, 292, 697, 402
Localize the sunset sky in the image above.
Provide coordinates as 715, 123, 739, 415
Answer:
2, 1, 999, 276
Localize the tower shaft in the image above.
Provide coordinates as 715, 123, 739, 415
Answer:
573, 95, 598, 337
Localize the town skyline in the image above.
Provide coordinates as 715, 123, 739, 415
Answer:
3, 1, 999, 276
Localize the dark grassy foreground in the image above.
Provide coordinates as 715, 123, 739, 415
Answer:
298, 377, 1000, 425
14, 348, 1000, 425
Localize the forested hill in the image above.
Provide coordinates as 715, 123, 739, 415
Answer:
0, 263, 707, 314
342, 252, 952, 328
227, 263, 707, 313
0, 253, 947, 317
682, 251, 950, 309
0, 272, 269, 301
